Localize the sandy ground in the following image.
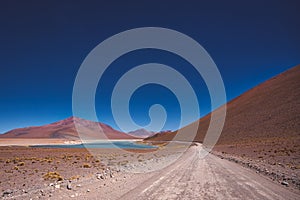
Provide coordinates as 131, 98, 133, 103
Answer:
0, 141, 185, 199
0, 139, 144, 146
1, 142, 299, 199
212, 137, 300, 190
0, 139, 81, 146
119, 145, 300, 200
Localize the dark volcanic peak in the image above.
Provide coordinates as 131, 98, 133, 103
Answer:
0, 117, 135, 140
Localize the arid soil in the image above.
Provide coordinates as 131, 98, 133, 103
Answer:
212, 136, 300, 190
1, 146, 104, 198
120, 145, 299, 200
0, 141, 184, 199
1, 143, 299, 199
0, 139, 80, 146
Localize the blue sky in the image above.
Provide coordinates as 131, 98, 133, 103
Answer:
0, 0, 299, 133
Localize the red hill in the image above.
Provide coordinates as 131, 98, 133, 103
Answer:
146, 65, 300, 144
0, 117, 136, 140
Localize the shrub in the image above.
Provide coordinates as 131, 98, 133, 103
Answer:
43, 171, 63, 181
69, 175, 80, 180
17, 162, 25, 166
83, 163, 91, 168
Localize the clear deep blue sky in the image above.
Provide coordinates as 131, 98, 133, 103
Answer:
0, 0, 299, 133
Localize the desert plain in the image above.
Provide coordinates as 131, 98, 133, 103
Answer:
0, 139, 300, 200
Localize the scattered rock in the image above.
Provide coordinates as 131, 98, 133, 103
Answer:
55, 184, 60, 189
40, 189, 45, 196
2, 189, 13, 197
87, 189, 90, 192
71, 193, 79, 197
97, 174, 104, 180
67, 183, 72, 190
110, 172, 114, 178
281, 181, 289, 186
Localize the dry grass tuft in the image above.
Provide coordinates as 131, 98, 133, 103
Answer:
43, 171, 63, 181
83, 163, 91, 168
17, 162, 25, 166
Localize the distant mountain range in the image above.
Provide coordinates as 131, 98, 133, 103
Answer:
146, 65, 300, 144
127, 129, 155, 138
0, 117, 136, 140
2, 65, 299, 144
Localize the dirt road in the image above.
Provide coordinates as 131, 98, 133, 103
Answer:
118, 145, 299, 200
24, 144, 299, 200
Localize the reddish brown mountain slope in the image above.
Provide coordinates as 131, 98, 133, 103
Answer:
0, 117, 136, 140
147, 65, 300, 144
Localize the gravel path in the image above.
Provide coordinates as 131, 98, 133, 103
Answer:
119, 145, 299, 200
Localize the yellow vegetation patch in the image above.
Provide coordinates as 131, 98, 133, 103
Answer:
17, 162, 25, 166
82, 163, 91, 168
43, 171, 63, 181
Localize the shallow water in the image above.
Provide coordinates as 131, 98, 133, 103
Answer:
31, 141, 156, 149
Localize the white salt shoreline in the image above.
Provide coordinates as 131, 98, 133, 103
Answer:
0, 138, 143, 147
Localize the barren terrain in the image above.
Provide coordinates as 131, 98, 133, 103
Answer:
1, 144, 299, 199
146, 65, 300, 190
